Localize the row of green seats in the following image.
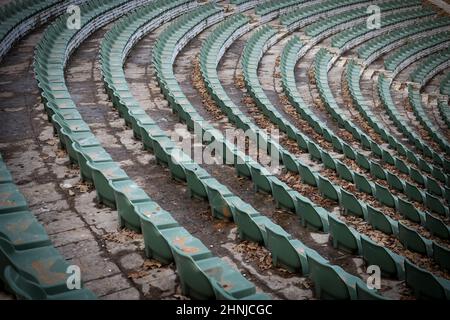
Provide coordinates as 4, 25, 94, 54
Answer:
305, 0, 419, 38
331, 5, 433, 51
384, 32, 450, 75
199, 17, 450, 298
408, 86, 450, 154
378, 74, 450, 170
358, 17, 450, 64
34, 0, 265, 300
0, 153, 96, 299
282, 38, 450, 242
346, 60, 449, 186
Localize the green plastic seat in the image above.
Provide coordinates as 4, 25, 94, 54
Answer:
296, 195, 329, 232
88, 161, 129, 208
432, 242, 450, 271
405, 181, 424, 203
3, 266, 96, 300
184, 163, 210, 200
271, 180, 296, 212
356, 152, 370, 171
425, 212, 450, 239
281, 151, 299, 173
342, 143, 356, 160
135, 200, 179, 261
73, 145, 113, 183
360, 235, 404, 279
111, 180, 150, 232
367, 206, 397, 235
205, 181, 235, 220
354, 172, 374, 195
298, 162, 318, 186
386, 171, 404, 192
308, 142, 322, 161
374, 183, 397, 208
398, 197, 424, 224
341, 189, 366, 218
398, 223, 432, 256
335, 161, 353, 182
328, 214, 361, 254
266, 225, 309, 274
0, 238, 71, 295
167, 150, 191, 182
321, 151, 336, 170
426, 193, 448, 216
307, 254, 363, 300
0, 183, 28, 214
370, 162, 386, 180
318, 176, 340, 202
395, 157, 409, 174
172, 245, 256, 300
229, 196, 266, 244
249, 165, 274, 194
404, 259, 450, 300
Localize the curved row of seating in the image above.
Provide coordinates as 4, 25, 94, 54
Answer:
148, 7, 391, 300
0, 153, 96, 299
254, 0, 310, 23
410, 48, 450, 88
33, 0, 267, 300
0, 0, 89, 61
357, 17, 450, 65
331, 5, 434, 53
378, 74, 450, 168
441, 73, 450, 96
198, 15, 450, 299
304, 0, 417, 38
408, 86, 450, 154
346, 61, 449, 193
283, 38, 450, 243
384, 32, 450, 77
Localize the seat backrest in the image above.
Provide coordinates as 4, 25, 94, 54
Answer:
308, 255, 350, 300
171, 245, 213, 299
404, 259, 446, 300
360, 235, 399, 278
